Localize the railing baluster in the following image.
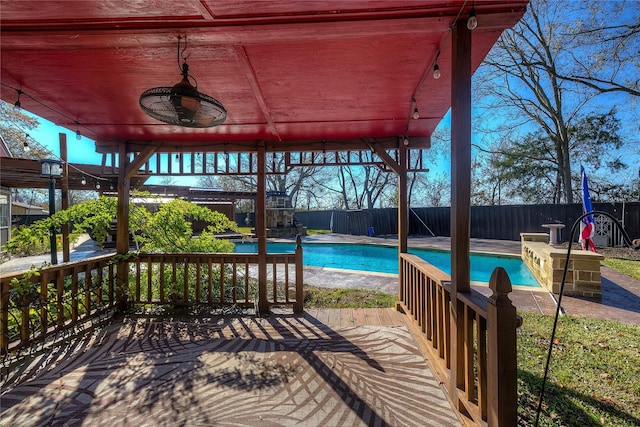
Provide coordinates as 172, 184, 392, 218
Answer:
284, 257, 290, 303
56, 270, 64, 328
464, 305, 474, 403
272, 257, 277, 304
40, 272, 48, 339
159, 259, 165, 302
207, 260, 213, 303
219, 260, 225, 303
96, 263, 103, 306
135, 259, 141, 302
147, 258, 152, 303
85, 263, 93, 314
182, 258, 188, 303
71, 266, 79, 323
108, 262, 115, 306
477, 312, 487, 421
195, 257, 201, 302
244, 258, 249, 305
232, 262, 237, 303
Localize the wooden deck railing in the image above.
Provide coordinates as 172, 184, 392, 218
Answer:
126, 249, 303, 312
0, 254, 118, 354
0, 243, 303, 354
398, 253, 519, 426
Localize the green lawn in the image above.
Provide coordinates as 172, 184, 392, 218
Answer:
602, 258, 640, 281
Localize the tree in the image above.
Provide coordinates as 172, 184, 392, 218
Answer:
556, 1, 640, 97
0, 101, 52, 205
196, 152, 331, 210
480, 111, 624, 204
475, 0, 636, 204
336, 165, 394, 210
0, 101, 46, 159
135, 199, 235, 253
2, 197, 237, 256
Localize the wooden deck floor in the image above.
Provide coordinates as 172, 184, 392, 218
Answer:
0, 309, 461, 427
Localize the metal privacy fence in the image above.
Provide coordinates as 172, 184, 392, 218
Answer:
292, 202, 640, 243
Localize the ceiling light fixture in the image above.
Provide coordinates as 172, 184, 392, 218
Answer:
467, 0, 478, 30
139, 36, 227, 128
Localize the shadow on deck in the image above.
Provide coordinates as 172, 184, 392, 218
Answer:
0, 309, 461, 426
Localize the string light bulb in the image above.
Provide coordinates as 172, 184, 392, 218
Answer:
433, 63, 441, 79
413, 107, 420, 120
75, 122, 82, 140
14, 90, 22, 111
81, 176, 86, 185
96, 182, 101, 190
467, 1, 478, 30
23, 140, 30, 152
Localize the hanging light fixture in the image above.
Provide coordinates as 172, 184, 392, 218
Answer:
433, 51, 441, 79
75, 122, 82, 140
467, 0, 478, 30
14, 89, 22, 111
433, 64, 441, 79
413, 107, 420, 120
81, 176, 87, 185
139, 36, 227, 128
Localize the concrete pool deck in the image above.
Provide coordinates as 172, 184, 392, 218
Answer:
2, 233, 639, 324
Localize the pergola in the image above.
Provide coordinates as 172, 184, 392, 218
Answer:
1, 2, 528, 424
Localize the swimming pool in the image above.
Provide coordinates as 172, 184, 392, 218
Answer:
233, 242, 539, 287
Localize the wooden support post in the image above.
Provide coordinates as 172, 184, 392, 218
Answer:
487, 267, 518, 426
398, 142, 408, 305
256, 143, 269, 314
398, 143, 408, 254
450, 19, 472, 405
59, 133, 71, 262
116, 143, 131, 312
294, 234, 304, 313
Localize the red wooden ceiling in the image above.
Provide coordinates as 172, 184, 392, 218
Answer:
0, 1, 527, 152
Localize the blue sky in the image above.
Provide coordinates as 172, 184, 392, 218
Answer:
28, 113, 103, 165
27, 113, 201, 186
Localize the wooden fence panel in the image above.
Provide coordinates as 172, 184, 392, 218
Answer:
294, 202, 639, 242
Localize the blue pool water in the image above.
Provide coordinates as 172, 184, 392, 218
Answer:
233, 242, 539, 287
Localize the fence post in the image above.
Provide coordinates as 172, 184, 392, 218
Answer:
294, 235, 304, 313
487, 267, 518, 426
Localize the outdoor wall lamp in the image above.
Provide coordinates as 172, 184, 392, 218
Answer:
41, 159, 63, 264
